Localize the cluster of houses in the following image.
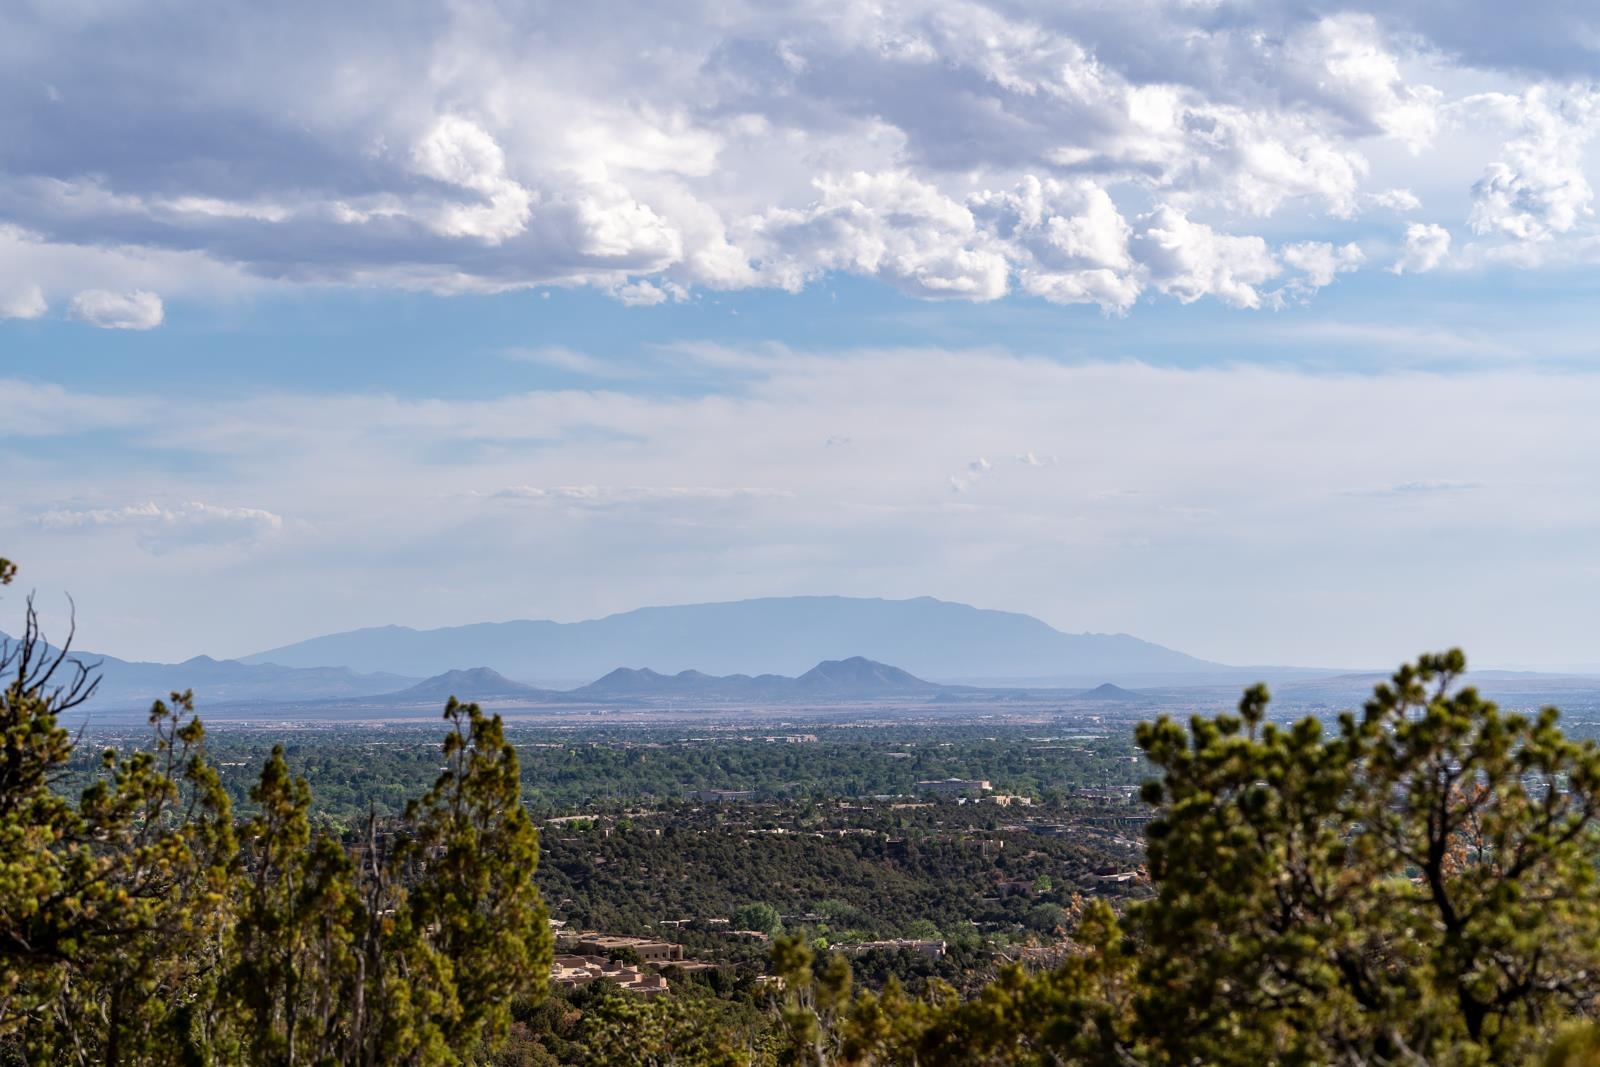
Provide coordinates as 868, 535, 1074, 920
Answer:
550, 955, 671, 995
550, 932, 720, 996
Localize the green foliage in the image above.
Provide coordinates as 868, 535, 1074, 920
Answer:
578, 987, 751, 1067
535, 803, 1138, 978
849, 901, 1134, 1066
1547, 1023, 1600, 1067
769, 934, 856, 1066
1133, 650, 1600, 1065
0, 560, 552, 1066
733, 903, 783, 937
399, 697, 553, 1053
210, 698, 553, 1066
222, 743, 366, 1064
0, 580, 236, 1065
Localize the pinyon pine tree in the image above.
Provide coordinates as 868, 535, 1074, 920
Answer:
0, 557, 552, 1066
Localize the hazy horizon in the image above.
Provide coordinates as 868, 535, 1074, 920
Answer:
11, 589, 1600, 679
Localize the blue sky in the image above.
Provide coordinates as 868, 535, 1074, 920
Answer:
2, 0, 1599, 670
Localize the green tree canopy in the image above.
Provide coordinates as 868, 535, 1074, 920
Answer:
1134, 651, 1600, 1065
733, 902, 783, 937
0, 559, 552, 1066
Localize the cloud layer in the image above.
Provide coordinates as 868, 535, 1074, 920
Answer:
5, 348, 1598, 669
2, 1, 1598, 320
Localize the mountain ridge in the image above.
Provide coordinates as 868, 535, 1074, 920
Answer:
0, 634, 419, 709
385, 656, 943, 705
1074, 682, 1150, 703
241, 594, 1227, 684
394, 667, 550, 702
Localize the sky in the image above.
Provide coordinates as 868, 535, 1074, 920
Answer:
2, 0, 1599, 671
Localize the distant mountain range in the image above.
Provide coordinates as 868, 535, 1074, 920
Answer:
36, 645, 958, 714
385, 657, 944, 705
0, 636, 417, 709
376, 656, 1225, 709
24, 625, 1600, 721
243, 595, 1236, 685
20, 594, 1371, 716
19, 591, 1600, 723
47, 594, 1596, 719
578, 657, 939, 701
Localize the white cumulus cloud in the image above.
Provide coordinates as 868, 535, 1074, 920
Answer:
0, 2, 1591, 315
758, 172, 1010, 301
971, 177, 1141, 312
1284, 14, 1441, 149
410, 116, 534, 244
1366, 188, 1421, 211
1133, 206, 1280, 309
68, 289, 165, 330
1391, 223, 1452, 274
1278, 241, 1366, 302
1467, 87, 1598, 244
